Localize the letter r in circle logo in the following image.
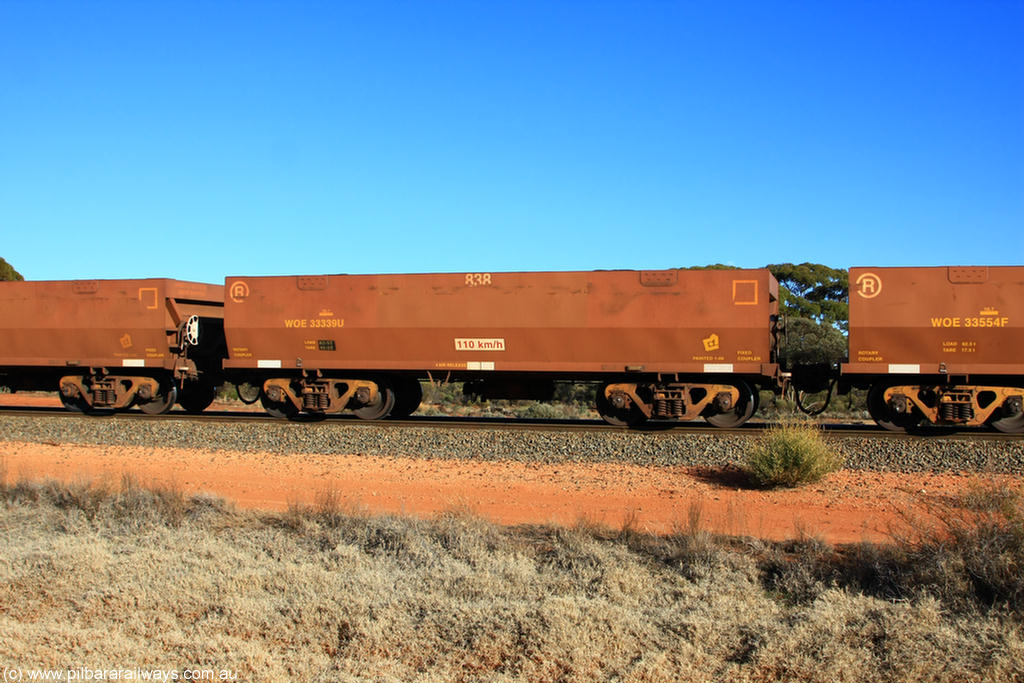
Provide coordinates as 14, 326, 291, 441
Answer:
856, 273, 882, 299
229, 281, 250, 303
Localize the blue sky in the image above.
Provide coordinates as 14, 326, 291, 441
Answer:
1, 1, 1021, 282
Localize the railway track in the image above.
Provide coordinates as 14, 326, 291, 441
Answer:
0, 403, 1021, 442
1, 402, 1022, 476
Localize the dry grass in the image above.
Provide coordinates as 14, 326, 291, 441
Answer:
1, 469, 1022, 682
744, 421, 844, 488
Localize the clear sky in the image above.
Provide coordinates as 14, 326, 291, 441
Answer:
1, 1, 1021, 282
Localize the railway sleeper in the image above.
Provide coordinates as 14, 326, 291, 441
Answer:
880, 384, 1024, 429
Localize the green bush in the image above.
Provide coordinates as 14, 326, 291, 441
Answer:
0, 256, 23, 281
744, 422, 843, 488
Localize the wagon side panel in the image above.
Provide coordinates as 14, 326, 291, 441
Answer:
223, 269, 778, 379
845, 266, 1024, 376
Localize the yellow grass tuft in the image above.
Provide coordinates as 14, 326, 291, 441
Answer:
744, 421, 844, 488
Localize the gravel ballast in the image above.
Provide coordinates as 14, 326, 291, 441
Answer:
1, 414, 1022, 474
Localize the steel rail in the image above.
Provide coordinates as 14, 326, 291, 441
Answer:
0, 405, 1020, 442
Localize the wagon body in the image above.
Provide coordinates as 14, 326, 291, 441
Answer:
843, 266, 1024, 433
223, 268, 780, 380
0, 279, 224, 412
0, 279, 223, 372
845, 266, 1024, 377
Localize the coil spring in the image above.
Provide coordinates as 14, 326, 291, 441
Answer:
654, 398, 686, 417
303, 392, 329, 410
92, 389, 116, 406
940, 402, 974, 422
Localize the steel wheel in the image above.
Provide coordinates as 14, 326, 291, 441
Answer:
991, 412, 1024, 434
596, 387, 647, 427
867, 383, 920, 432
138, 385, 178, 415
353, 380, 396, 420
235, 382, 262, 405
261, 393, 298, 419
59, 392, 88, 412
177, 382, 218, 413
389, 377, 423, 419
704, 380, 758, 428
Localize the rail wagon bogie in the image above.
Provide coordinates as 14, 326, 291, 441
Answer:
0, 279, 226, 413
223, 269, 781, 426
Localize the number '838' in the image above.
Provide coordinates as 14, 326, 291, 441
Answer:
465, 273, 492, 286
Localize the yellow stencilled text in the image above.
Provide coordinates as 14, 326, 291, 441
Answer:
931, 316, 1009, 328
285, 318, 344, 329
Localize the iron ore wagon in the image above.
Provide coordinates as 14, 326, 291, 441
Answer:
0, 279, 225, 413
222, 268, 781, 426
842, 266, 1024, 433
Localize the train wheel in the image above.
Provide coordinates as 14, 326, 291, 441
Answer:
235, 382, 262, 405
596, 387, 647, 427
59, 392, 88, 412
704, 380, 758, 428
58, 379, 90, 412
138, 385, 178, 415
353, 380, 396, 420
389, 377, 423, 419
261, 393, 298, 419
867, 383, 920, 432
991, 412, 1024, 434
177, 382, 218, 414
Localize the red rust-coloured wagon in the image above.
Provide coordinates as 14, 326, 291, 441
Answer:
844, 266, 1024, 432
223, 268, 781, 425
0, 279, 225, 413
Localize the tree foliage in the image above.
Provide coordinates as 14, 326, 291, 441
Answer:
687, 263, 740, 271
0, 258, 23, 281
768, 263, 848, 332
766, 263, 849, 368
777, 316, 847, 367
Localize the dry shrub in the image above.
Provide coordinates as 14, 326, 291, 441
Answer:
744, 421, 843, 488
114, 473, 188, 527
280, 487, 368, 534
761, 482, 1024, 614
667, 498, 731, 580
313, 485, 348, 528
281, 499, 310, 531
884, 482, 1024, 611
433, 504, 506, 562
756, 536, 835, 605
0, 471, 192, 528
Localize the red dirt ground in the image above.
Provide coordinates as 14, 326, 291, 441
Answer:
1, 393, 1018, 544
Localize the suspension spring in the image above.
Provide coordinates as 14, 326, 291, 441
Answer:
303, 392, 329, 411
92, 388, 116, 406
940, 400, 974, 422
